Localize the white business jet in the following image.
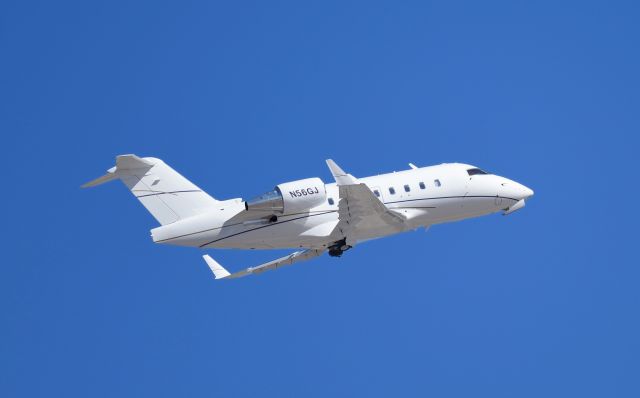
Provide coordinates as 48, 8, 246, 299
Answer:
83, 155, 533, 279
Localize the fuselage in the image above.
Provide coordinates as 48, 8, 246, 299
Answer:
150, 163, 533, 250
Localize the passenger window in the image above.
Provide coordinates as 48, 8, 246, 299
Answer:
419, 182, 426, 189
389, 187, 396, 195
373, 189, 380, 197
404, 184, 410, 192
328, 198, 334, 205
434, 179, 441, 187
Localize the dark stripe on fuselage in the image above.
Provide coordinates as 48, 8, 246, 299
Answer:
197, 195, 515, 248
154, 210, 337, 243
385, 195, 519, 205
134, 189, 202, 198
198, 211, 336, 248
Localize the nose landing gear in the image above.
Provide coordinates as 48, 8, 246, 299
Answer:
328, 238, 352, 257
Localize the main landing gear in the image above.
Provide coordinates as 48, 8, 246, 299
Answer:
328, 238, 352, 257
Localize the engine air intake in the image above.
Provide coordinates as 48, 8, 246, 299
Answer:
244, 189, 284, 213
245, 177, 326, 215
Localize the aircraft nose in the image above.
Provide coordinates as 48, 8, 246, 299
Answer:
501, 180, 534, 201
523, 185, 534, 198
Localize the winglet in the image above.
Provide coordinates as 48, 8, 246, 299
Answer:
203, 255, 231, 279
326, 159, 358, 185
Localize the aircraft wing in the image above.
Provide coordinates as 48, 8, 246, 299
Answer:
203, 248, 325, 279
326, 159, 407, 236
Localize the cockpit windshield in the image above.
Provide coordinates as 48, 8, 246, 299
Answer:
467, 168, 489, 176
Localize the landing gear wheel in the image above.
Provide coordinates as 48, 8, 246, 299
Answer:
328, 238, 352, 257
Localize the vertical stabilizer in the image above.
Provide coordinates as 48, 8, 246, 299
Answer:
82, 154, 218, 225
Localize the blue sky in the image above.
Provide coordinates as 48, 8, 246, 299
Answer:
1, 1, 639, 396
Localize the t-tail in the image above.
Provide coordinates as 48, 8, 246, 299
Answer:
82, 154, 219, 225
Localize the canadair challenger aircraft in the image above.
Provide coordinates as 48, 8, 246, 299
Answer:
83, 155, 533, 279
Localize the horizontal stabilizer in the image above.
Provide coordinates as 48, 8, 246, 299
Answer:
115, 154, 154, 170
81, 170, 118, 188
82, 154, 219, 225
81, 155, 154, 188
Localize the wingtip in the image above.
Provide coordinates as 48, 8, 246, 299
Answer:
325, 159, 346, 176
325, 159, 357, 185
203, 254, 231, 279
325, 159, 337, 170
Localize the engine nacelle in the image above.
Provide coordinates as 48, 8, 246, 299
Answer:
245, 177, 326, 215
